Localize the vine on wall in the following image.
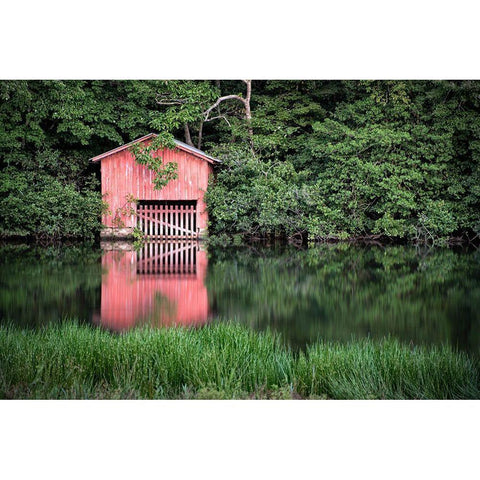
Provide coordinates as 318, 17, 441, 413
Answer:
129, 134, 178, 190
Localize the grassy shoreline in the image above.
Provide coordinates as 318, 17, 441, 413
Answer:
1, 322, 478, 399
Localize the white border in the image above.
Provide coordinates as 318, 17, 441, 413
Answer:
1, 1, 478, 478
2, 400, 478, 479
1, 1, 479, 79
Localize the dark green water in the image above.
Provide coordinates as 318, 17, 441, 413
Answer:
1, 242, 479, 354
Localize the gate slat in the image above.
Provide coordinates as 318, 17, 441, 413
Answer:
162, 204, 166, 237
149, 207, 153, 237
167, 204, 170, 238
153, 204, 157, 237
176, 204, 179, 239
180, 205, 184, 241
173, 205, 179, 238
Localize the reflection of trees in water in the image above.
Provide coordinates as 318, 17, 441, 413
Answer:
1, 242, 479, 354
206, 245, 480, 353
0, 244, 102, 327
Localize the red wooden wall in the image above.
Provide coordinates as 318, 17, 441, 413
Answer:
100, 140, 214, 232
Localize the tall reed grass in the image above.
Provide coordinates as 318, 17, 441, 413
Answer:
0, 322, 478, 399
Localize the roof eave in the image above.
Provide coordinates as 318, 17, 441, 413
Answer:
172, 142, 218, 164
89, 133, 221, 164
89, 133, 156, 162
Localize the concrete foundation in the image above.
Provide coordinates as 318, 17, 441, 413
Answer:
101, 227, 135, 239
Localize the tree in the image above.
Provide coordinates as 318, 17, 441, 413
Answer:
153, 80, 254, 151
203, 80, 253, 149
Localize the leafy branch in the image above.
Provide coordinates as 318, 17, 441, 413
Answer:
129, 134, 178, 190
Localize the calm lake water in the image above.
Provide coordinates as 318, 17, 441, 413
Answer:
1, 242, 479, 354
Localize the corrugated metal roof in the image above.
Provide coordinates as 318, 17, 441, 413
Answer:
90, 133, 221, 164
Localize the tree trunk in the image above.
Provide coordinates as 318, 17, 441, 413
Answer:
184, 123, 194, 147
243, 80, 254, 150
197, 120, 204, 150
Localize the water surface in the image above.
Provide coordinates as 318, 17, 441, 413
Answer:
1, 242, 479, 354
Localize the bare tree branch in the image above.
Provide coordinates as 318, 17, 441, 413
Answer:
203, 114, 232, 126
202, 81, 253, 151
203, 95, 246, 121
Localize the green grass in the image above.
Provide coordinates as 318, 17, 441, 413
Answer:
0, 322, 478, 399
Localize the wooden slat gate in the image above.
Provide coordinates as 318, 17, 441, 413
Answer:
137, 202, 197, 240
137, 242, 197, 275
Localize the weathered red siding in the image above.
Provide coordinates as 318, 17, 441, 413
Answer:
100, 139, 214, 233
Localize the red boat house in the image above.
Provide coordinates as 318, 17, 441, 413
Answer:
91, 133, 220, 239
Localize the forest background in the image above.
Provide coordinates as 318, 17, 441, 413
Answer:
1, 79, 479, 245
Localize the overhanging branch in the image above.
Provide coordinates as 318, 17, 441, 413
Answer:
203, 95, 246, 121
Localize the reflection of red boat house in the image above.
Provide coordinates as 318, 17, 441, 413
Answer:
93, 244, 209, 331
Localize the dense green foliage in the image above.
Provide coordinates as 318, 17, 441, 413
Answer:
205, 148, 312, 238
0, 167, 103, 238
1, 80, 480, 241
207, 81, 480, 243
295, 82, 480, 242
0, 322, 478, 399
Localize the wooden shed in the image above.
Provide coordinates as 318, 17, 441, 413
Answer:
91, 133, 220, 239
